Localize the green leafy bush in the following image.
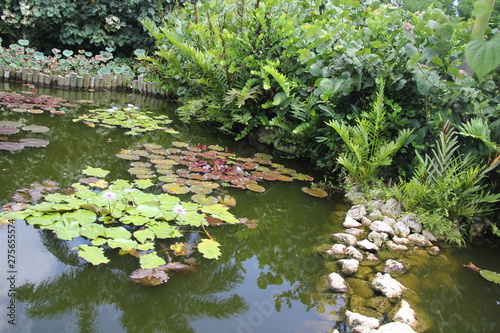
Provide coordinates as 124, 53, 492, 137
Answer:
0, 0, 177, 55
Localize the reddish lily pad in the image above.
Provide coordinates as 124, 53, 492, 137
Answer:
0, 127, 20, 135
130, 268, 169, 286
0, 121, 22, 128
0, 142, 24, 151
301, 187, 328, 198
18, 138, 49, 147
22, 125, 50, 133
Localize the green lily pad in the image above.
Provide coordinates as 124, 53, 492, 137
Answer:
198, 239, 222, 259
139, 251, 166, 269
171, 141, 189, 148
246, 184, 266, 192
116, 152, 140, 160
190, 185, 212, 195
479, 269, 500, 285
74, 245, 110, 265
292, 173, 314, 181
22, 125, 50, 133
134, 229, 155, 243
191, 194, 218, 206
163, 183, 190, 194
83, 166, 110, 178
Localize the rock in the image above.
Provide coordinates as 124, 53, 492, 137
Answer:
366, 296, 392, 314
392, 236, 411, 245
345, 228, 366, 237
383, 216, 397, 227
373, 322, 416, 333
407, 233, 433, 247
365, 252, 380, 262
421, 229, 437, 242
326, 243, 347, 257
361, 216, 373, 227
357, 239, 380, 252
383, 259, 405, 274
345, 310, 380, 333
344, 215, 363, 228
427, 246, 440, 256
347, 205, 367, 220
346, 245, 364, 261
400, 214, 422, 233
392, 300, 418, 329
339, 259, 360, 275
393, 221, 411, 238
328, 272, 348, 292
381, 199, 402, 217
370, 221, 395, 235
386, 241, 408, 251
347, 278, 375, 298
332, 232, 357, 246
368, 231, 389, 247
372, 272, 407, 298
367, 208, 384, 222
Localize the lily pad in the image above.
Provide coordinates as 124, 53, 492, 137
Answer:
74, 244, 110, 265
22, 125, 50, 133
191, 194, 218, 206
130, 268, 169, 286
245, 184, 266, 193
0, 142, 24, 151
0, 127, 20, 135
82, 166, 110, 178
301, 187, 328, 198
19, 138, 49, 147
162, 183, 190, 195
197, 239, 222, 259
480, 269, 500, 285
0, 121, 22, 128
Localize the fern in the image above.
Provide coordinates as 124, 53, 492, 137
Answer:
326, 80, 413, 183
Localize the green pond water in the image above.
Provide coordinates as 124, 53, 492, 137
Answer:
0, 83, 499, 333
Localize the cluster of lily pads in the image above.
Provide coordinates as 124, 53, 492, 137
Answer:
72, 104, 178, 135
0, 165, 246, 285
0, 90, 73, 115
115, 141, 315, 205
0, 120, 50, 151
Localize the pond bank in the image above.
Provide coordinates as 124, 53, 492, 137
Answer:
320, 189, 449, 332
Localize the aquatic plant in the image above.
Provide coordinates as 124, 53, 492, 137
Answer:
115, 141, 315, 201
72, 104, 178, 135
0, 90, 74, 115
0, 120, 50, 151
0, 166, 246, 283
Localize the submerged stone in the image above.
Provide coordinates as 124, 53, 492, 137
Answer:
366, 296, 393, 314
347, 277, 375, 299
332, 232, 357, 246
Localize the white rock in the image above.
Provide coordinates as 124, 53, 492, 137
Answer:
344, 215, 363, 228
422, 229, 437, 242
368, 231, 389, 247
392, 236, 411, 245
345, 228, 366, 237
372, 272, 408, 298
339, 258, 360, 275
373, 322, 416, 333
332, 232, 357, 246
393, 300, 418, 329
408, 233, 433, 247
370, 221, 394, 235
357, 239, 380, 252
326, 243, 347, 256
381, 199, 402, 217
328, 272, 348, 292
386, 241, 408, 251
383, 259, 405, 274
393, 221, 411, 238
345, 310, 380, 332
346, 245, 364, 261
366, 253, 380, 262
383, 216, 397, 227
347, 205, 367, 220
367, 208, 383, 221
400, 214, 422, 233
361, 216, 373, 227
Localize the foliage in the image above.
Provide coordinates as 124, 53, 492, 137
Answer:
0, 169, 243, 270
393, 122, 500, 242
141, 0, 499, 174
0, 0, 178, 55
325, 79, 413, 183
0, 38, 139, 78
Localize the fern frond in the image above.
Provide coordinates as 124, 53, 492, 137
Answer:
262, 65, 297, 97
458, 118, 497, 151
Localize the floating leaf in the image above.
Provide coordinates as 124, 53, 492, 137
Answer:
18, 138, 49, 147
246, 184, 266, 192
149, 223, 182, 238
254, 153, 273, 159
301, 187, 328, 198
83, 166, 110, 178
171, 141, 189, 148
191, 194, 218, 206
116, 152, 140, 160
190, 185, 212, 195
22, 125, 50, 133
479, 269, 500, 285
292, 173, 314, 181
74, 245, 110, 265
88, 179, 108, 188
0, 142, 24, 151
170, 242, 196, 256
0, 121, 22, 128
130, 268, 169, 286
134, 179, 154, 189
198, 239, 222, 259
139, 251, 167, 269
0, 127, 19, 135
134, 229, 155, 243
218, 195, 236, 207
162, 183, 190, 194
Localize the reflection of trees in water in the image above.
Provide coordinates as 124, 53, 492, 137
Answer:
16, 247, 248, 333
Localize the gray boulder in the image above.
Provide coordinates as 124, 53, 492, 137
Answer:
400, 214, 422, 233
393, 300, 418, 329
381, 199, 402, 217
346, 245, 364, 261
332, 232, 357, 246
344, 215, 363, 228
373, 322, 416, 333
372, 273, 407, 298
370, 221, 395, 236
357, 239, 380, 252
345, 310, 380, 333
383, 259, 405, 274
347, 205, 367, 220
339, 258, 360, 275
368, 231, 389, 247
408, 233, 433, 247
393, 221, 411, 238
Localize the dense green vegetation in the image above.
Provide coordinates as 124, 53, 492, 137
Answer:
1, 0, 499, 244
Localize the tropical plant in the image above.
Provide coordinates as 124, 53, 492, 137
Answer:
325, 79, 413, 183
394, 121, 500, 241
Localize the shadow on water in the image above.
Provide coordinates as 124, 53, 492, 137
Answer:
1, 83, 500, 333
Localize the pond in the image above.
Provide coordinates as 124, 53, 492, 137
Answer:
0, 83, 499, 333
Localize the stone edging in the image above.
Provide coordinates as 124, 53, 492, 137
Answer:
0, 65, 167, 97
325, 198, 439, 333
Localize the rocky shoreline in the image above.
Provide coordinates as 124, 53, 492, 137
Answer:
322, 196, 442, 333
